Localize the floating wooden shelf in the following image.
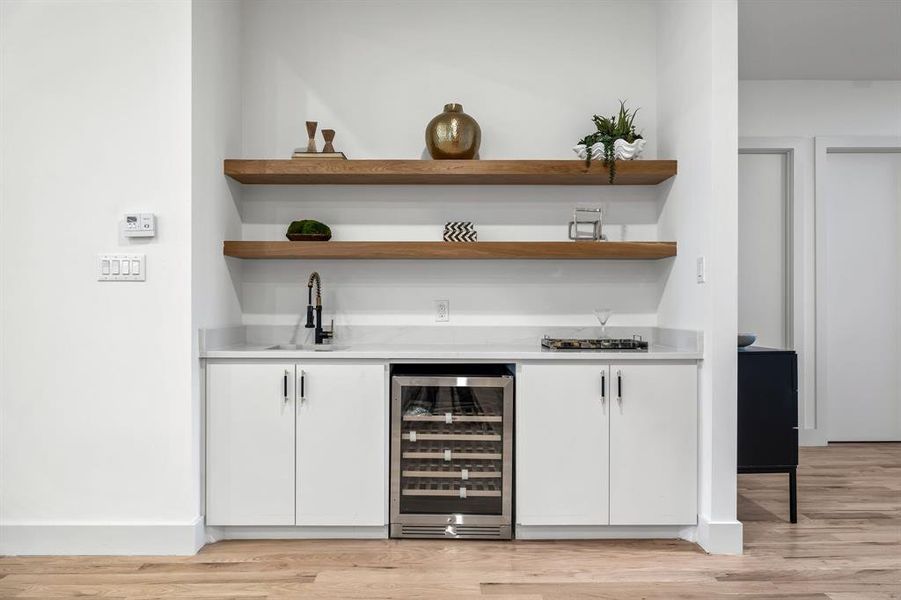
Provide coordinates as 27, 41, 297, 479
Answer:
223, 159, 677, 185
223, 241, 677, 260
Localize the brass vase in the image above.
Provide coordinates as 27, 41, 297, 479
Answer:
425, 103, 481, 159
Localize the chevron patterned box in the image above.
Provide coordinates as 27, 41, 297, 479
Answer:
443, 221, 478, 242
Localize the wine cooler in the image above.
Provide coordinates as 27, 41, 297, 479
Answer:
390, 364, 514, 539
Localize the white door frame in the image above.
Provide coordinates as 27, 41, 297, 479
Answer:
738, 137, 815, 444
815, 136, 901, 444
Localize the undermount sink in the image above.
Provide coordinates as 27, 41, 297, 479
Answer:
265, 343, 345, 352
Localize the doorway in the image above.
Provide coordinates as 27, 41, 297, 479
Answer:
738, 151, 792, 350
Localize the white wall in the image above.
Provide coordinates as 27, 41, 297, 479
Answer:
657, 0, 741, 554
191, 0, 245, 523
0, 1, 199, 554
740, 81, 901, 137
241, 0, 659, 161
237, 0, 665, 330
192, 3, 244, 347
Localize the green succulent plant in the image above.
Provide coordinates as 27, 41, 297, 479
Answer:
577, 100, 643, 183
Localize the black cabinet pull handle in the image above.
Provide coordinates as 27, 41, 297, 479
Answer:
299, 370, 306, 402
283, 371, 289, 402
601, 372, 606, 401
617, 370, 623, 401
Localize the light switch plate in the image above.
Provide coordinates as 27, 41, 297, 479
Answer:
123, 213, 156, 237
98, 254, 146, 281
696, 256, 706, 284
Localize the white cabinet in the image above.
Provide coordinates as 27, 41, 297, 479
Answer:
516, 362, 697, 528
206, 361, 387, 528
517, 364, 610, 525
608, 363, 697, 525
206, 362, 296, 526
296, 363, 386, 526
207, 358, 695, 530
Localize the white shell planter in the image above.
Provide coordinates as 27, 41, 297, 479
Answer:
612, 138, 646, 160
572, 142, 605, 161
572, 138, 646, 161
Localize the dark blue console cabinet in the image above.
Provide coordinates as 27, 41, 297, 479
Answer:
737, 347, 799, 523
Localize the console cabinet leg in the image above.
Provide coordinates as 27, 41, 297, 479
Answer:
789, 468, 798, 524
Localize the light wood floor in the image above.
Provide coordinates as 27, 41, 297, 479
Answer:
1, 443, 898, 599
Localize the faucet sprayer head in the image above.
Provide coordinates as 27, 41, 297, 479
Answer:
307, 271, 322, 306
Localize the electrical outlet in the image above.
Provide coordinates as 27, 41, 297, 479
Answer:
696, 256, 706, 284
435, 300, 449, 322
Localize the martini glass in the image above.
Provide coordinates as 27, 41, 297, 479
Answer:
594, 308, 612, 338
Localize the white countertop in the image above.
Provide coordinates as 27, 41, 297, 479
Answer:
202, 342, 700, 360
200, 326, 703, 361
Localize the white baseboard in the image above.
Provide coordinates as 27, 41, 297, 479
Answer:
0, 517, 205, 556
207, 525, 388, 541
695, 515, 743, 555
515, 524, 697, 541
0, 518, 739, 554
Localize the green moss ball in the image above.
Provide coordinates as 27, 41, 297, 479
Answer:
286, 220, 332, 236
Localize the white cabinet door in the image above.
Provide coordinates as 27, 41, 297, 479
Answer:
296, 363, 387, 526
206, 363, 296, 526
609, 363, 697, 525
517, 363, 610, 525
822, 153, 901, 441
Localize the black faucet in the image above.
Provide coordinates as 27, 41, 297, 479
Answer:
305, 271, 333, 344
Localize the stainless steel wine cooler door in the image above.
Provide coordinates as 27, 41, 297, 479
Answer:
390, 373, 514, 539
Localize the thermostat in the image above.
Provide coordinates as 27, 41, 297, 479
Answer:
123, 213, 156, 238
